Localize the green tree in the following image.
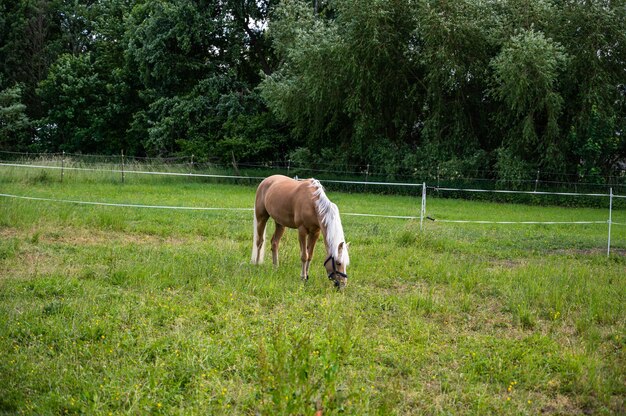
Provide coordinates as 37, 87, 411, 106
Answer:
490, 29, 568, 173
555, 1, 626, 178
126, 0, 284, 159
262, 0, 625, 181
36, 1, 142, 153
262, 0, 422, 171
37, 53, 109, 152
0, 83, 31, 150
0, 0, 66, 120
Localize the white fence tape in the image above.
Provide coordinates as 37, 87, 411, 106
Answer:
431, 186, 616, 198
1, 193, 621, 226
3, 162, 626, 197
0, 193, 253, 211
0, 162, 267, 181
432, 219, 607, 225
1, 162, 426, 188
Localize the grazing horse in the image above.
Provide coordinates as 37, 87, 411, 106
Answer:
251, 175, 350, 288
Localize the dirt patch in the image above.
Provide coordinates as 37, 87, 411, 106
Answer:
0, 226, 201, 247
540, 394, 589, 415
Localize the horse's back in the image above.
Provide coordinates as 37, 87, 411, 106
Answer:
255, 175, 318, 229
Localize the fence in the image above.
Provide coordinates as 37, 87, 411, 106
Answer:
1, 157, 624, 256
2, 150, 625, 195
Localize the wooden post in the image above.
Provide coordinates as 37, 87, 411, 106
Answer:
121, 150, 125, 184
420, 182, 427, 231
606, 188, 613, 257
534, 170, 540, 192
61, 151, 65, 182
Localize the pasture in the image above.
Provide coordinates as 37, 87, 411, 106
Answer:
1, 167, 625, 415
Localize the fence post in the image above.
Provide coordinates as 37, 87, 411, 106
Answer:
121, 150, 125, 184
420, 182, 427, 231
61, 151, 65, 182
190, 154, 194, 173
364, 164, 370, 192
534, 170, 540, 192
287, 159, 291, 175
607, 187, 613, 257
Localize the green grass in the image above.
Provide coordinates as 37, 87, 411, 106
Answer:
1, 167, 625, 415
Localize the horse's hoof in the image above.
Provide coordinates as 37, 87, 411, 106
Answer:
301, 275, 309, 283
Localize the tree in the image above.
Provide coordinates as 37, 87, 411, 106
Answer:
0, 83, 31, 150
126, 0, 284, 159
490, 29, 568, 173
262, 0, 422, 171
262, 0, 626, 181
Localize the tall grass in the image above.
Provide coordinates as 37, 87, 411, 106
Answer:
1, 167, 625, 414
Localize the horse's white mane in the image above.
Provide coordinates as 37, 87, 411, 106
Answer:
310, 179, 349, 265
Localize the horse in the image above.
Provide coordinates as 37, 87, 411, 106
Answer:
251, 175, 350, 288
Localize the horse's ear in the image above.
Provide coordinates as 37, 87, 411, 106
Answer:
338, 242, 344, 257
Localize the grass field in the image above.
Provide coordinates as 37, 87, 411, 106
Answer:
1, 167, 625, 415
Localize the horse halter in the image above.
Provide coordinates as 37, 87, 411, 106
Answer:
324, 255, 348, 281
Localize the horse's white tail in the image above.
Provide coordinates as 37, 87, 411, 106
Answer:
251, 207, 266, 264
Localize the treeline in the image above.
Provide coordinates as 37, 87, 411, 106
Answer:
1, 0, 625, 183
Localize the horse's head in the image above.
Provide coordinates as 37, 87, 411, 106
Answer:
324, 242, 349, 289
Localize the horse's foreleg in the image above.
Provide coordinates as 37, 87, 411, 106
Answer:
298, 227, 309, 281
306, 229, 320, 279
252, 213, 269, 264
271, 223, 286, 267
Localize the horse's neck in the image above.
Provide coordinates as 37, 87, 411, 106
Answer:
318, 213, 344, 258
319, 224, 334, 257
311, 179, 344, 258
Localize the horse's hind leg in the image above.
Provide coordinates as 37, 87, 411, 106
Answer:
252, 211, 269, 264
271, 222, 286, 267
298, 227, 309, 281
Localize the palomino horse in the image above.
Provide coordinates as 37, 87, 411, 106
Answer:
251, 175, 349, 288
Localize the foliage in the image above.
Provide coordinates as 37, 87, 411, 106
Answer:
262, 0, 626, 181
574, 106, 626, 182
0, 0, 625, 181
0, 83, 31, 150
490, 30, 568, 172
